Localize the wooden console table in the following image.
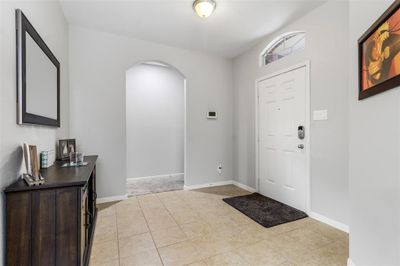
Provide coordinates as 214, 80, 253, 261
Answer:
5, 155, 98, 266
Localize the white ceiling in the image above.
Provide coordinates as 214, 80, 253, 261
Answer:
60, 0, 325, 58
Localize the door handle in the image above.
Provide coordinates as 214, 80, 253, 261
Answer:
297, 144, 304, 149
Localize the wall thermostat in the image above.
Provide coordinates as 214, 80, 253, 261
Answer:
207, 111, 217, 119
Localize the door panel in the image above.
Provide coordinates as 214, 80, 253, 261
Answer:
258, 66, 307, 211
281, 97, 295, 136
32, 190, 56, 266
56, 188, 78, 266
265, 101, 278, 136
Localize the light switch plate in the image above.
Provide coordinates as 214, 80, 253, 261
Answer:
313, 110, 328, 121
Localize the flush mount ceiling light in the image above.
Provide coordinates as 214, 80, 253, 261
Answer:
193, 0, 216, 18
142, 61, 169, 68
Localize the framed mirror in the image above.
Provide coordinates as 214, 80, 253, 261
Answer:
16, 9, 60, 127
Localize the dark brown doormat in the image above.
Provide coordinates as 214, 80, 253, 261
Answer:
223, 193, 307, 228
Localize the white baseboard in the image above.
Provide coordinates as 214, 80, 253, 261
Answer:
183, 180, 350, 234
308, 211, 349, 233
97, 194, 128, 204
184, 180, 257, 193
232, 181, 257, 193
184, 180, 233, 190
347, 258, 356, 266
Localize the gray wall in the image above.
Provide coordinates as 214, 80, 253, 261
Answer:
69, 26, 234, 198
348, 0, 400, 265
233, 1, 349, 225
0, 0, 69, 263
126, 64, 184, 178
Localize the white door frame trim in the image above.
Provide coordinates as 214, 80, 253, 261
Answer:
183, 78, 187, 187
255, 60, 311, 213
125, 60, 187, 189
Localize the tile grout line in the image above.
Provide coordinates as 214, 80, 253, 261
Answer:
179, 190, 261, 264
138, 189, 275, 263
137, 195, 165, 266
267, 224, 342, 265
155, 192, 187, 234
158, 191, 241, 262
91, 207, 121, 266
173, 189, 285, 263
116, 197, 159, 264
155, 192, 193, 247
114, 203, 121, 266
155, 191, 206, 263
96, 187, 348, 266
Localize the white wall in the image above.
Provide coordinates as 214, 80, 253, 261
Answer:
126, 64, 184, 178
233, 1, 349, 225
0, 0, 69, 263
348, 0, 400, 265
69, 26, 234, 198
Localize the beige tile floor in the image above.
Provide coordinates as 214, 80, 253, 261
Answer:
90, 185, 348, 266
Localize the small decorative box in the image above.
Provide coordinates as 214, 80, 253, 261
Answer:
40, 150, 55, 168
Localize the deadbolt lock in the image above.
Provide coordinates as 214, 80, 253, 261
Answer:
298, 125, 305, 140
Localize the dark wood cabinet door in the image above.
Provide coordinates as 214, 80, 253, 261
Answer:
92, 166, 96, 207
5, 157, 98, 266
32, 190, 56, 266
6, 192, 32, 266
81, 188, 89, 265
55, 188, 79, 266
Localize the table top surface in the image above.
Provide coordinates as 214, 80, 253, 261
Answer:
5, 155, 98, 193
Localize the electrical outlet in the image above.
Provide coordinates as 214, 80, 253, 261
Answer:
217, 163, 222, 174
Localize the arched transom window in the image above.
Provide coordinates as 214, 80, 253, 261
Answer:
260, 31, 306, 66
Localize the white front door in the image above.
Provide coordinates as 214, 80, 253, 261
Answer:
257, 66, 307, 211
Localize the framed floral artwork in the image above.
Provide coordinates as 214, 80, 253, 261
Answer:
359, 0, 400, 99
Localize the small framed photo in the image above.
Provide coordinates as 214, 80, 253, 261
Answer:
67, 139, 76, 154
358, 1, 400, 100
58, 139, 76, 160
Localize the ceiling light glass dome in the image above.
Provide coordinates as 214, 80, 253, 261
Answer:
193, 0, 217, 18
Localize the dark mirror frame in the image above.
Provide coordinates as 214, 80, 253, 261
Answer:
16, 9, 60, 127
